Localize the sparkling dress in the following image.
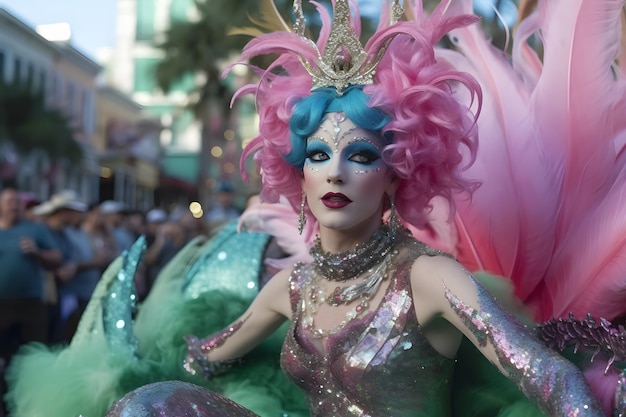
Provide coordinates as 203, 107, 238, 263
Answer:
281, 241, 457, 417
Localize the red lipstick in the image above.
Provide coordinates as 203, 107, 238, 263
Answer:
321, 193, 352, 209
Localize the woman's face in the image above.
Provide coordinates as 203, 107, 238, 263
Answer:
302, 112, 393, 234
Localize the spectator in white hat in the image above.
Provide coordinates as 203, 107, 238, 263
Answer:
33, 190, 88, 343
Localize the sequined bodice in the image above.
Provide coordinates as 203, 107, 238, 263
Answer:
281, 242, 455, 417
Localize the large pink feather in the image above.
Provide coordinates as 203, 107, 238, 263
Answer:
440, 0, 561, 305
311, 1, 332, 49
441, 0, 626, 324
519, 0, 626, 320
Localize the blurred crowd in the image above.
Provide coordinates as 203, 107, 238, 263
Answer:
0, 184, 242, 416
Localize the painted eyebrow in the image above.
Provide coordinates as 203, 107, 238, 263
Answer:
307, 131, 382, 153
305, 137, 332, 149
307, 135, 329, 142
346, 136, 382, 151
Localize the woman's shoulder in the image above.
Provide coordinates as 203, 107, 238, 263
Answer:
263, 262, 312, 297
284, 261, 315, 285
388, 232, 458, 294
265, 265, 297, 289
261, 263, 313, 318
407, 241, 464, 294
256, 265, 297, 319
401, 231, 456, 264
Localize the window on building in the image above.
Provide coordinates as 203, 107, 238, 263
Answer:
170, 110, 196, 148
38, 69, 47, 96
75, 86, 84, 128
82, 90, 95, 135
26, 63, 34, 86
170, 0, 193, 23
136, 0, 156, 42
171, 72, 195, 93
13, 58, 22, 83
134, 57, 159, 92
65, 82, 75, 117
54, 73, 63, 104
50, 72, 57, 103
0, 50, 5, 81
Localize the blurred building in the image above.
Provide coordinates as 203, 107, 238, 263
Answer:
0, 7, 160, 209
106, 0, 201, 206
0, 8, 100, 201
47, 37, 102, 201
103, 0, 261, 209
95, 85, 161, 210
0, 9, 54, 189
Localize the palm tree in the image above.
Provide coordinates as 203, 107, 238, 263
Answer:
155, 0, 284, 205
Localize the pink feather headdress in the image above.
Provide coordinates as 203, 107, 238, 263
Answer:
229, 0, 482, 243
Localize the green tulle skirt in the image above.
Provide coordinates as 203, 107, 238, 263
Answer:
5, 223, 307, 417
5, 223, 545, 417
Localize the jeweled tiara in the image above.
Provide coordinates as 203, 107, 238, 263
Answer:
293, 0, 403, 93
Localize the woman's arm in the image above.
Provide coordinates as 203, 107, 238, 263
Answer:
411, 255, 605, 416
184, 267, 293, 378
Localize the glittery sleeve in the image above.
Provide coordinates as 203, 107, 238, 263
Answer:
182, 318, 247, 379
446, 275, 605, 416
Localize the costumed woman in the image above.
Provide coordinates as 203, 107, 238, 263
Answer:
7, 0, 626, 416
108, 0, 607, 415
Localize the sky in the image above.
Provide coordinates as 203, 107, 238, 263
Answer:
0, 0, 516, 63
0, 0, 117, 61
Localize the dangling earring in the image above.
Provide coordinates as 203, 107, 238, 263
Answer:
389, 194, 400, 237
298, 191, 307, 235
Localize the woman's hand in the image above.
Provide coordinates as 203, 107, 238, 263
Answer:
181, 267, 293, 378
182, 334, 207, 377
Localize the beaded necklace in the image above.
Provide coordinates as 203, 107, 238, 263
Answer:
309, 224, 396, 282
303, 224, 404, 338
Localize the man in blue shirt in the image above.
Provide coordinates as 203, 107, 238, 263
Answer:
0, 186, 61, 399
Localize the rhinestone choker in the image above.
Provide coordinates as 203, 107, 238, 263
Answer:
309, 224, 396, 282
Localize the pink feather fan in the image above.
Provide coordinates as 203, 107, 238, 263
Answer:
439, 0, 626, 323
